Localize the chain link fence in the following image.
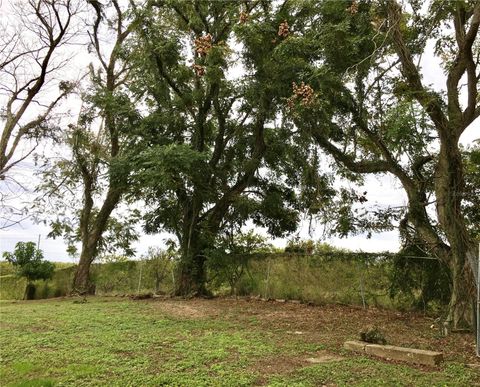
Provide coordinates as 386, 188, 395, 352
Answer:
1, 247, 478, 356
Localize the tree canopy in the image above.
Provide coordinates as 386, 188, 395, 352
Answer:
126, 0, 333, 295
268, 0, 479, 328
2, 0, 479, 328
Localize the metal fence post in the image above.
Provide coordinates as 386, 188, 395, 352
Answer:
357, 260, 366, 309
264, 258, 271, 299
137, 260, 143, 295
477, 242, 479, 357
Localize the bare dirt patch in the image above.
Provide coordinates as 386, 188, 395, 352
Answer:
141, 297, 479, 364
147, 299, 221, 319
250, 351, 344, 386
250, 354, 308, 385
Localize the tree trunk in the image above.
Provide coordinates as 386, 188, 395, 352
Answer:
173, 227, 211, 297
173, 200, 213, 297
435, 140, 474, 329
72, 186, 123, 295
447, 256, 473, 329
175, 251, 209, 297
155, 274, 161, 294
24, 283, 36, 300
72, 245, 96, 295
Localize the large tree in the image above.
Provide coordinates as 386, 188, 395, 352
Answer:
36, 0, 140, 294
129, 1, 328, 296
280, 0, 479, 328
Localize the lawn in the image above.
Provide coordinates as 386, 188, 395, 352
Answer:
0, 297, 478, 386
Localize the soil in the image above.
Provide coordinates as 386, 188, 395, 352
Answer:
145, 296, 480, 364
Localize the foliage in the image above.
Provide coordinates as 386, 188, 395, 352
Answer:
388, 245, 451, 311
360, 325, 387, 345
45, 209, 141, 259
462, 144, 480, 240
3, 242, 55, 299
92, 260, 137, 294
35, 68, 143, 258
267, 0, 480, 327
206, 230, 274, 295
0, 0, 81, 230
285, 238, 316, 255
2, 0, 478, 329
0, 245, 456, 313
142, 246, 177, 294
33, 0, 142, 293
127, 0, 333, 293
3, 242, 54, 283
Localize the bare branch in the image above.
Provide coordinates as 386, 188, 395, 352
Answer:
387, 0, 449, 136
0, 0, 81, 179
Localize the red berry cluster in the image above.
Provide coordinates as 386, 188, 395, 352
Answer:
194, 34, 213, 56
346, 1, 359, 15
239, 11, 249, 24
278, 20, 289, 37
192, 64, 205, 77
288, 82, 315, 108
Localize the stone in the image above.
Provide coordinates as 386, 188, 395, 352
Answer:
364, 344, 443, 366
359, 325, 386, 344
306, 353, 344, 363
344, 340, 443, 366
344, 340, 366, 353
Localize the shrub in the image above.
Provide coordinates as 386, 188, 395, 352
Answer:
206, 231, 274, 296
3, 242, 54, 299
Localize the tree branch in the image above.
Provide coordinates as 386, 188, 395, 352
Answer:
388, 0, 449, 136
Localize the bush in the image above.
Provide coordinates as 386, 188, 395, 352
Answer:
388, 246, 451, 312
3, 242, 54, 299
206, 231, 274, 296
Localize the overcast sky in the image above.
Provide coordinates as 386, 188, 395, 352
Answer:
0, 1, 479, 262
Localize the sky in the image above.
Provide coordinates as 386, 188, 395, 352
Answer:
0, 1, 479, 262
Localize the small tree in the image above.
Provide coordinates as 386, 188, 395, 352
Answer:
143, 247, 176, 294
207, 230, 273, 297
3, 241, 54, 300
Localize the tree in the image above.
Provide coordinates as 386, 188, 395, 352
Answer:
129, 1, 328, 295
3, 241, 54, 299
278, 0, 479, 328
0, 0, 82, 227
206, 230, 273, 297
35, 0, 140, 294
142, 246, 176, 294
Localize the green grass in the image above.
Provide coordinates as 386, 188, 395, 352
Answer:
0, 298, 477, 386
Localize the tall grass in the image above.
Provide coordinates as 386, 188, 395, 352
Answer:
0, 254, 442, 313
0, 259, 175, 300
0, 263, 75, 299
234, 254, 393, 307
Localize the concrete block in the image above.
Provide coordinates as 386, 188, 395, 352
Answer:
344, 340, 366, 353
364, 344, 443, 366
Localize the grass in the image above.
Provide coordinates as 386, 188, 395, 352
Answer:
0, 297, 478, 386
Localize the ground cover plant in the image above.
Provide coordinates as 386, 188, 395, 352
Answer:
1, 0, 479, 384
0, 297, 478, 386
